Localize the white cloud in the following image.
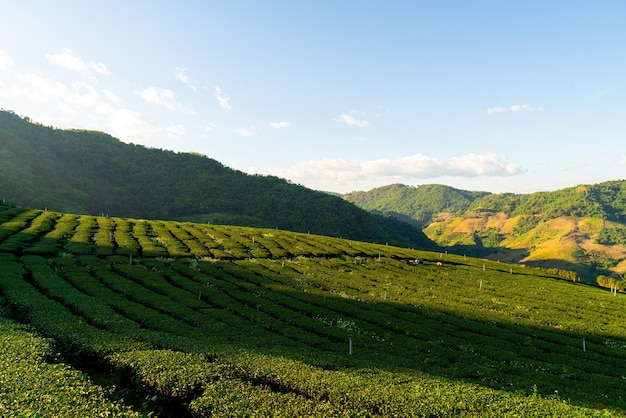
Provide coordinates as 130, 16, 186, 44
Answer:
46, 48, 111, 78
70, 81, 103, 108
2, 71, 158, 141
10, 74, 105, 112
204, 122, 218, 132
447, 153, 523, 176
19, 103, 157, 142
56, 103, 76, 115
137, 86, 194, 114
619, 155, 626, 166
270, 121, 291, 129
175, 66, 197, 92
11, 75, 105, 111
214, 85, 231, 110
13, 73, 71, 103
100, 106, 158, 140
483, 104, 544, 114
102, 89, 121, 105
167, 123, 187, 139
237, 127, 253, 137
361, 154, 445, 177
336, 113, 369, 127
270, 152, 525, 189
483, 106, 507, 115
137, 86, 177, 109
510, 104, 544, 112
0, 49, 13, 70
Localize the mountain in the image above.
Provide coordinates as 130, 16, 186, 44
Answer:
0, 110, 433, 248
344, 184, 491, 227
344, 182, 626, 282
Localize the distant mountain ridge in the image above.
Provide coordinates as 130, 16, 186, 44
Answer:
0, 110, 433, 248
343, 182, 626, 281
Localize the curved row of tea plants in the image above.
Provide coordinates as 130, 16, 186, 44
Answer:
0, 204, 422, 260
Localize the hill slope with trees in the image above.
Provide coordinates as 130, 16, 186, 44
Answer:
344, 182, 626, 282
0, 110, 432, 248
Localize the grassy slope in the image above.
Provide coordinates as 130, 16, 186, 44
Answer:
0, 201, 625, 416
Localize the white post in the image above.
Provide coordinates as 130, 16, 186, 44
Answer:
479, 279, 483, 290
583, 338, 586, 352
198, 291, 202, 300
483, 264, 485, 271
349, 336, 353, 355
129, 254, 132, 264
510, 268, 513, 274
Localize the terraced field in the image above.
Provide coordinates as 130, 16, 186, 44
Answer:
0, 202, 625, 416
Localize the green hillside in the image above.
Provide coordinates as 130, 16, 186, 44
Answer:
0, 110, 431, 249
0, 200, 625, 416
344, 183, 626, 281
345, 182, 626, 224
344, 184, 490, 227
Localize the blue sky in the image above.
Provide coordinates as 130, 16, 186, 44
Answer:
1, 1, 624, 194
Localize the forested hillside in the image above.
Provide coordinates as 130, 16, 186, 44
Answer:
344, 182, 626, 226
344, 182, 626, 281
0, 110, 432, 248
344, 184, 491, 227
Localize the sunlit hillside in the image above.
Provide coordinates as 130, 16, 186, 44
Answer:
1, 200, 625, 416
345, 183, 626, 282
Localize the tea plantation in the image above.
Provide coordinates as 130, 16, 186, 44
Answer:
0, 201, 625, 416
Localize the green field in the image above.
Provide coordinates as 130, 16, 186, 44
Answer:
0, 201, 625, 416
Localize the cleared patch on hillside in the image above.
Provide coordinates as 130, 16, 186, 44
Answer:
500, 215, 521, 234
545, 216, 579, 231
581, 241, 626, 260
451, 212, 510, 234
521, 237, 579, 263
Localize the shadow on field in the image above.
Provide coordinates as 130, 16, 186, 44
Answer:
0, 217, 625, 414
177, 258, 626, 413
